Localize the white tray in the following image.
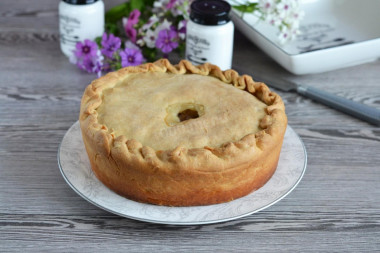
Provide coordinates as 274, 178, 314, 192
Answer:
231, 0, 380, 75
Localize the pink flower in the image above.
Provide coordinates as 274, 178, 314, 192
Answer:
128, 9, 140, 25
166, 0, 177, 9
125, 23, 137, 43
123, 10, 141, 43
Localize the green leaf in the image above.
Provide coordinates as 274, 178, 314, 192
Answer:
105, 3, 130, 23
130, 0, 144, 11
114, 62, 122, 70
177, 42, 186, 58
142, 47, 158, 62
232, 3, 258, 13
105, 22, 120, 37
94, 36, 102, 48
144, 0, 155, 7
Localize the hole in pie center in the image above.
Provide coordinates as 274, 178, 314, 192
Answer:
165, 103, 205, 126
178, 109, 199, 122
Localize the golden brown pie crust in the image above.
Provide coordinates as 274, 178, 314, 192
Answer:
79, 59, 287, 206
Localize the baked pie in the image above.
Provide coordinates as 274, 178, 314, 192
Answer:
79, 59, 287, 206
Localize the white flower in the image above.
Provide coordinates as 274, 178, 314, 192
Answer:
258, 0, 304, 44
153, 0, 167, 8
155, 19, 172, 32
258, 0, 276, 14
265, 14, 282, 27
170, 0, 188, 17
139, 19, 173, 49
125, 40, 140, 50
152, 0, 170, 17
122, 17, 128, 29
136, 38, 145, 47
278, 26, 291, 44
291, 8, 305, 22
142, 15, 159, 31
278, 25, 298, 44
276, 0, 303, 20
143, 29, 158, 48
291, 26, 301, 37
276, 1, 293, 19
69, 52, 77, 64
176, 0, 191, 19
177, 20, 187, 40
153, 0, 190, 19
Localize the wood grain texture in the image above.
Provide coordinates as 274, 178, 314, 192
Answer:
1, 0, 380, 252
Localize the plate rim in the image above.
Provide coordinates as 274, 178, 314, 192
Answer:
57, 121, 307, 225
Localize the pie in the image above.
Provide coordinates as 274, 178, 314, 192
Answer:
79, 59, 287, 206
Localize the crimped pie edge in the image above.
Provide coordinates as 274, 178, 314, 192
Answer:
79, 59, 287, 173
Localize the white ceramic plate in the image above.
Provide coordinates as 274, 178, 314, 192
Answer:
58, 121, 307, 225
231, 0, 380, 75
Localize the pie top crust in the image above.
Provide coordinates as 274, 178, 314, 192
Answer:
96, 71, 267, 150
80, 59, 287, 173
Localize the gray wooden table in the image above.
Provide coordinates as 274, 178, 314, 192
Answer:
1, 0, 379, 252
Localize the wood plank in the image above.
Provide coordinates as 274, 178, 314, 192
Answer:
0, 0, 379, 251
1, 215, 379, 252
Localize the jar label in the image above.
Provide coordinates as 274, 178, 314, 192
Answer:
186, 34, 211, 65
59, 14, 81, 48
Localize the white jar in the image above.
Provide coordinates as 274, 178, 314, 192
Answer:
186, 0, 234, 70
59, 0, 104, 58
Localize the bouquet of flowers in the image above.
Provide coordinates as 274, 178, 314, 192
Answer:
71, 0, 303, 76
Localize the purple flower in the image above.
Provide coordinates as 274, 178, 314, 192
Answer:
155, 29, 178, 54
101, 33, 121, 58
120, 48, 144, 67
76, 51, 103, 77
125, 23, 137, 43
74, 39, 98, 59
128, 9, 141, 25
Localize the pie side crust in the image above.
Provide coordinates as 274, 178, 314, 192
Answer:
79, 59, 287, 206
